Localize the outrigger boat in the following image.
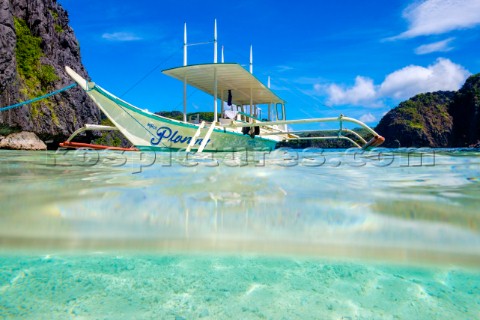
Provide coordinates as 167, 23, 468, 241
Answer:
61, 21, 384, 152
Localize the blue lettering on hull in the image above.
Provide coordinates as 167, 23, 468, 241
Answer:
150, 125, 210, 147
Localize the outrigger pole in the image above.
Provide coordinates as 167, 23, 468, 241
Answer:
220, 115, 385, 149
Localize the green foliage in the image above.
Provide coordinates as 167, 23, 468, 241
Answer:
156, 111, 183, 120
100, 118, 115, 126
394, 98, 425, 130
13, 17, 59, 121
91, 117, 124, 147
49, 9, 59, 20
391, 92, 456, 132
0, 125, 22, 136
48, 104, 60, 126
194, 112, 214, 122
14, 17, 59, 89
14, 17, 42, 78
156, 111, 215, 122
92, 134, 123, 147
54, 24, 64, 33
38, 64, 59, 87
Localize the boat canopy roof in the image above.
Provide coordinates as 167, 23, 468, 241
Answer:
162, 63, 285, 105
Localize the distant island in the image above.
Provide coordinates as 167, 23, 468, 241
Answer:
0, 0, 479, 150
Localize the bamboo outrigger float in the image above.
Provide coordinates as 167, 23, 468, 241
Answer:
61, 20, 384, 152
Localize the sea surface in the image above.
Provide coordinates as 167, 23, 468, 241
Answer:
0, 148, 479, 319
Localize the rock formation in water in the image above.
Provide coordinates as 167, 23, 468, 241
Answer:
376, 74, 480, 148
0, 131, 46, 150
0, 0, 100, 147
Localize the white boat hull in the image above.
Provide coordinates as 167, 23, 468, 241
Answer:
81, 81, 278, 152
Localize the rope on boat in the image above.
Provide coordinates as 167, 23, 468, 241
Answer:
0, 83, 77, 113
120, 46, 182, 97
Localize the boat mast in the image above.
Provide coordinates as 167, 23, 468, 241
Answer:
183, 22, 188, 122
249, 45, 253, 74
183, 22, 188, 66
214, 19, 218, 63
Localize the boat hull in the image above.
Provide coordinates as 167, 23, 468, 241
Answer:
85, 85, 278, 152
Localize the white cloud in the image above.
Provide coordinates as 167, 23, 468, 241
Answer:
415, 38, 455, 54
359, 113, 376, 123
275, 65, 294, 73
396, 0, 480, 39
102, 32, 142, 42
321, 58, 470, 106
379, 58, 470, 99
325, 76, 376, 105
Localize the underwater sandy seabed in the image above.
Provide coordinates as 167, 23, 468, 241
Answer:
0, 253, 479, 319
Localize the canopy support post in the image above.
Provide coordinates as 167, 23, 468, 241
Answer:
183, 76, 187, 122
214, 67, 218, 123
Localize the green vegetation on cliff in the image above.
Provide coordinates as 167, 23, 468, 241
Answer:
375, 91, 456, 148
14, 17, 59, 122
0, 124, 21, 136
0, 0, 102, 147
14, 18, 42, 78
91, 117, 129, 148
375, 73, 480, 148
14, 17, 59, 88
449, 74, 480, 147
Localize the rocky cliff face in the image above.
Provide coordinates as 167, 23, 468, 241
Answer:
0, 0, 100, 145
449, 74, 480, 147
376, 74, 480, 148
375, 92, 455, 148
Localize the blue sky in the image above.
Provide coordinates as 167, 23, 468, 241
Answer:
59, 0, 480, 127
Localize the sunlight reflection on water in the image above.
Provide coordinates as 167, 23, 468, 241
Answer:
1, 148, 479, 265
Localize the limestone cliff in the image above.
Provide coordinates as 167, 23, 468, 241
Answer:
376, 74, 480, 148
0, 0, 100, 146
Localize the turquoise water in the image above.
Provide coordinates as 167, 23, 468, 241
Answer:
1, 148, 479, 319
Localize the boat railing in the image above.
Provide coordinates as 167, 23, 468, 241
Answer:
188, 114, 199, 124
236, 111, 263, 122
